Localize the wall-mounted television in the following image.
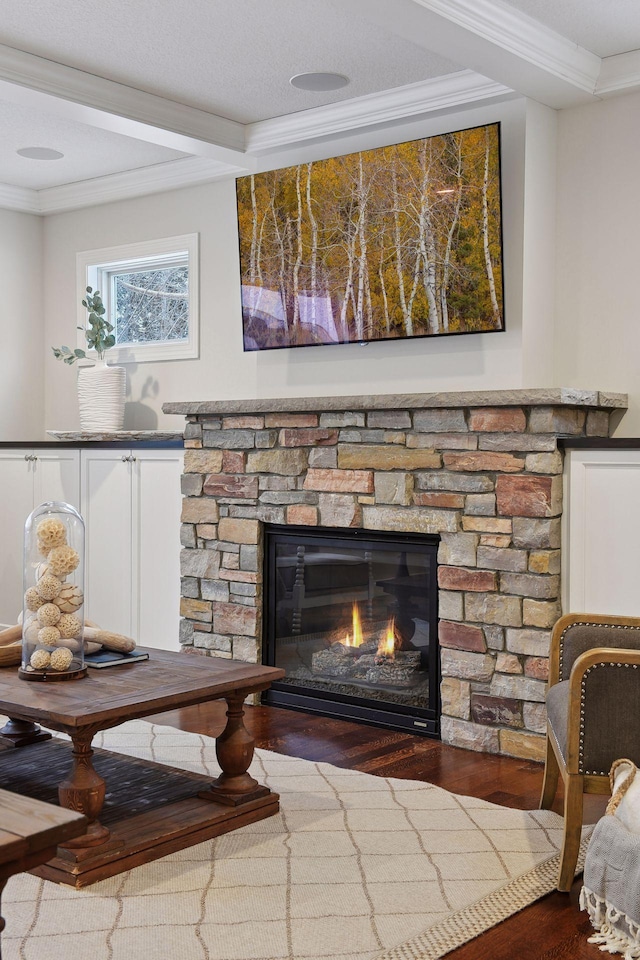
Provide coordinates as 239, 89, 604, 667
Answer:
236, 122, 504, 352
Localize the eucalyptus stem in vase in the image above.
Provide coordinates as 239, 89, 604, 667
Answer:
52, 287, 125, 432
52, 287, 116, 364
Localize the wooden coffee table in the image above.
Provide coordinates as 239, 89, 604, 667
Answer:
0, 649, 284, 887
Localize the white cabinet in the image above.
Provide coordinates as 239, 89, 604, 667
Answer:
0, 448, 80, 624
80, 447, 183, 649
0, 444, 183, 649
563, 447, 640, 616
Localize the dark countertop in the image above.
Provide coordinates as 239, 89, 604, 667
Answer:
0, 431, 184, 449
560, 437, 640, 449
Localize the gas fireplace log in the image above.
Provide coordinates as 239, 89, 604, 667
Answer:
311, 647, 356, 678
312, 641, 422, 688
366, 652, 422, 687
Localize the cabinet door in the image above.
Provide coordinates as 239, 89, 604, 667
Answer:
0, 451, 35, 625
33, 449, 80, 512
564, 449, 640, 615
132, 449, 183, 650
80, 449, 133, 637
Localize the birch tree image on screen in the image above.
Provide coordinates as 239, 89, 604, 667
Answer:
236, 123, 504, 351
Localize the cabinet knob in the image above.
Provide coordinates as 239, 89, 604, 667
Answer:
130, 456, 137, 462
122, 456, 128, 462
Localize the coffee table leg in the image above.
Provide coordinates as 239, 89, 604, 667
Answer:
58, 729, 110, 847
199, 693, 269, 806
0, 718, 52, 749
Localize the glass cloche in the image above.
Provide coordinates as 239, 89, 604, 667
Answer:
20, 501, 86, 680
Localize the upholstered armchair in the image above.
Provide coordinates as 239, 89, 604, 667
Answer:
540, 612, 640, 891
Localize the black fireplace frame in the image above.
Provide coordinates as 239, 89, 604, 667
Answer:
261, 523, 440, 737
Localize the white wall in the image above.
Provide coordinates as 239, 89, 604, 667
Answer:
555, 91, 640, 435
44, 181, 243, 433
0, 209, 43, 440
43, 98, 538, 433
521, 100, 557, 387
11, 92, 640, 439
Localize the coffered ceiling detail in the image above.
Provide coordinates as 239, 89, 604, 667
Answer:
0, 0, 638, 213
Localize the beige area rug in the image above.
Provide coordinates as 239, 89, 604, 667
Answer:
2, 721, 582, 960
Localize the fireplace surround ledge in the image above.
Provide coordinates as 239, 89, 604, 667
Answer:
164, 388, 628, 761
163, 388, 627, 416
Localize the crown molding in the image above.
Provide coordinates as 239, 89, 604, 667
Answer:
0, 43, 248, 161
36, 157, 250, 214
416, 0, 601, 94
596, 50, 640, 97
0, 181, 40, 213
0, 71, 516, 214
0, 157, 250, 216
246, 71, 514, 153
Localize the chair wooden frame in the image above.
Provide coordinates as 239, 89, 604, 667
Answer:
540, 612, 640, 891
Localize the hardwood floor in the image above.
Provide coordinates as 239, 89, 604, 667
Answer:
150, 701, 606, 960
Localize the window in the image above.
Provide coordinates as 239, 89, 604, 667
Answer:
76, 234, 199, 362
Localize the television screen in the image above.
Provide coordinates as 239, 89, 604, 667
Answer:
236, 122, 504, 352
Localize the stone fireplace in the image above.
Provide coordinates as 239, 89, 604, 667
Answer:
165, 388, 627, 760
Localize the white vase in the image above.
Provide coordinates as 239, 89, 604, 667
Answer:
77, 359, 126, 432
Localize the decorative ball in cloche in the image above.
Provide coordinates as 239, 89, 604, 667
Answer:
21, 501, 86, 681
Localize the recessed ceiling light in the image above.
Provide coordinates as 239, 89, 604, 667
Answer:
290, 72, 349, 92
16, 147, 64, 161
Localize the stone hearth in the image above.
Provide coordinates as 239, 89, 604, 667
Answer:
164, 388, 628, 760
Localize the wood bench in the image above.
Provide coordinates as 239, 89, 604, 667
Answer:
0, 790, 86, 955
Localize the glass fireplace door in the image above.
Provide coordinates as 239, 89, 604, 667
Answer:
263, 525, 440, 736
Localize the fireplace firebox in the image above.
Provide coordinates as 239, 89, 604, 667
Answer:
262, 525, 440, 736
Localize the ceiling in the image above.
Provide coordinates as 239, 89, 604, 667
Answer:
1, 0, 639, 214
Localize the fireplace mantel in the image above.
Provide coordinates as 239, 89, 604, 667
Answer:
164, 388, 628, 760
164, 388, 627, 417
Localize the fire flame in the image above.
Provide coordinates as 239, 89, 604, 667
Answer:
340, 603, 396, 656
344, 603, 364, 647
378, 619, 396, 658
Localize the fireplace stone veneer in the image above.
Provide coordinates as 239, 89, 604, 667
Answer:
164, 389, 628, 760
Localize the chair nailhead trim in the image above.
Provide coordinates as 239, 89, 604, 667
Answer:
560, 621, 640, 678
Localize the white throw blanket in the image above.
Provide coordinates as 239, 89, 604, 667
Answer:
581, 759, 640, 958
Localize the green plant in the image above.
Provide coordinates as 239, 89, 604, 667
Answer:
52, 287, 116, 364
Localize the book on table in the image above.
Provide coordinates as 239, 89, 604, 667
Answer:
84, 649, 149, 669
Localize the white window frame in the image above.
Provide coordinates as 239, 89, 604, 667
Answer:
76, 234, 199, 363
